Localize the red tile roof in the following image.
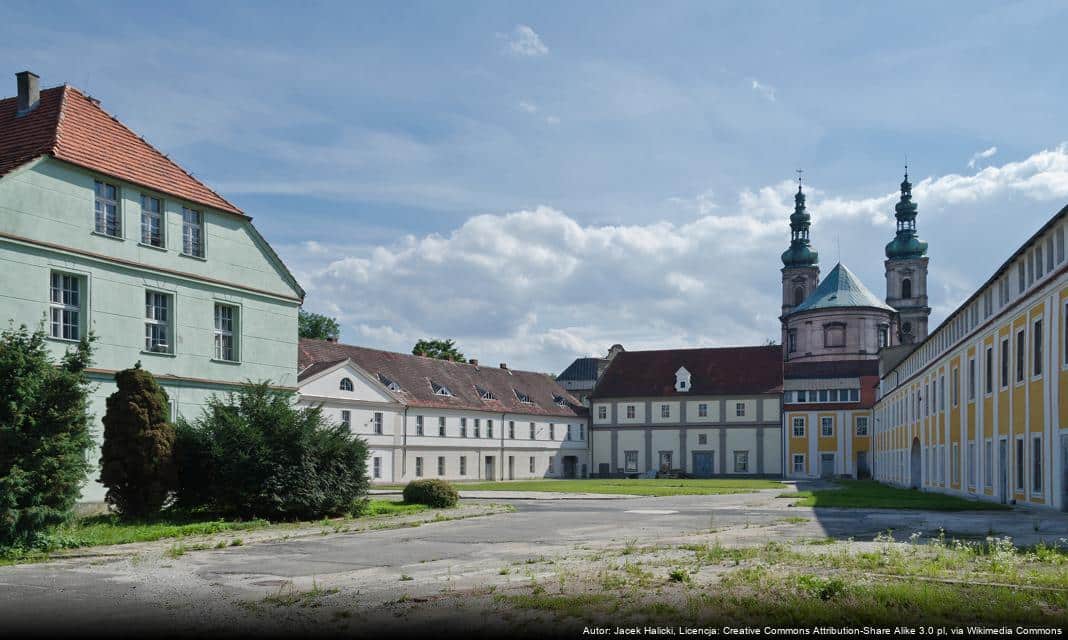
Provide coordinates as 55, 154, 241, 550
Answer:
0, 85, 243, 216
298, 339, 586, 418
592, 345, 783, 398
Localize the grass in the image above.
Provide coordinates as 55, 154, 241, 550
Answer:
784, 480, 1011, 511
0, 499, 432, 563
384, 478, 783, 496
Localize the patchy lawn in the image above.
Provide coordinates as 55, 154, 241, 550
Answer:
0, 499, 431, 565
388, 478, 784, 496
783, 480, 1010, 511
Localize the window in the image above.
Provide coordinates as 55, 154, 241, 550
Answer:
579, 424, 585, 440
952, 367, 959, 406
1037, 245, 1044, 278
529, 422, 535, 439
985, 347, 993, 394
549, 423, 555, 440
548, 458, 555, 474
94, 180, 121, 237
1064, 302, 1068, 366
1016, 330, 1025, 383
508, 421, 515, 439
793, 454, 805, 474
1000, 338, 1009, 388
144, 291, 172, 353
437, 456, 445, 476
339, 377, 354, 392
984, 440, 993, 488
460, 418, 467, 437
735, 402, 745, 417
377, 374, 402, 392
438, 416, 446, 436
793, 286, 804, 306
788, 329, 798, 353
514, 388, 532, 403
373, 412, 383, 434
213, 304, 237, 361
821, 417, 833, 437
792, 417, 805, 437
824, 323, 846, 348
698, 403, 708, 418
967, 442, 976, 487
476, 385, 495, 400
431, 381, 453, 396
49, 272, 81, 340
877, 325, 889, 349
733, 451, 749, 473
951, 443, 960, 484
460, 456, 467, 475
968, 358, 976, 401
181, 207, 204, 257
415, 416, 424, 436
415, 457, 423, 477
474, 418, 481, 438
698, 433, 707, 445
626, 405, 636, 419
1015, 438, 1025, 491
487, 420, 494, 439
528, 456, 535, 473
660, 404, 670, 418
1032, 436, 1043, 494
373, 457, 381, 479
901, 278, 912, 299
340, 410, 350, 428
139, 195, 163, 247
624, 450, 638, 473
855, 416, 868, 437
597, 406, 607, 420
566, 425, 572, 441
1033, 318, 1043, 376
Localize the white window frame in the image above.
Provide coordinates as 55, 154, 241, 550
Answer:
855, 416, 868, 437
415, 415, 424, 436
459, 456, 467, 475
437, 456, 445, 476
820, 417, 833, 438
213, 303, 238, 362
340, 410, 351, 428
792, 454, 805, 474
624, 450, 638, 473
792, 417, 805, 437
735, 402, 745, 417
1032, 434, 1043, 496
144, 290, 173, 354
733, 450, 749, 473
698, 403, 708, 417
49, 272, 82, 341
373, 412, 383, 435
597, 406, 607, 420
660, 404, 670, 418
438, 416, 446, 436
626, 405, 636, 419
94, 180, 121, 238
415, 457, 423, 477
373, 456, 381, 479
339, 377, 354, 392
140, 194, 164, 247
181, 207, 204, 257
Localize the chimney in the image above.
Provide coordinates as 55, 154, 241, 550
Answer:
16, 71, 40, 116
499, 362, 508, 370
326, 336, 338, 343
469, 358, 479, 367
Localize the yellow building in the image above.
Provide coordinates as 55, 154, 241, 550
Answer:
874, 202, 1068, 511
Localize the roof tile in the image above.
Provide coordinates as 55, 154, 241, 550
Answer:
592, 346, 783, 398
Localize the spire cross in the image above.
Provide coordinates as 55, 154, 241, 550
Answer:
795, 168, 804, 190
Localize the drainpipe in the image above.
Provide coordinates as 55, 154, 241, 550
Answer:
501, 412, 507, 480
400, 405, 409, 480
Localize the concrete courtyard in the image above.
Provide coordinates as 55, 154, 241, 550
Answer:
1, 485, 1065, 636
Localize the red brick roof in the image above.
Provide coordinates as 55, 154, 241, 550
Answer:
0, 85, 243, 216
592, 345, 783, 398
298, 339, 585, 418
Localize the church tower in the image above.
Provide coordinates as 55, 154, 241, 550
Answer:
884, 167, 930, 343
780, 180, 820, 320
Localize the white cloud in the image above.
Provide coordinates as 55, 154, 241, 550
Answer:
750, 79, 776, 102
503, 25, 549, 57
545, 115, 560, 125
291, 145, 1068, 372
518, 100, 538, 114
967, 145, 998, 168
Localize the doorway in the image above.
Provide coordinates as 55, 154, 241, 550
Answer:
658, 451, 673, 473
508, 455, 515, 480
909, 438, 921, 489
484, 456, 495, 481
857, 450, 870, 479
563, 456, 577, 478
998, 439, 1008, 504
692, 451, 714, 478
820, 453, 835, 478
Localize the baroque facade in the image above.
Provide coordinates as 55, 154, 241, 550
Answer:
0, 72, 304, 502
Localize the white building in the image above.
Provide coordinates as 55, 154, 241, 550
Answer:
297, 338, 589, 483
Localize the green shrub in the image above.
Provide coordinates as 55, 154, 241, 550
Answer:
99, 364, 176, 517
0, 326, 95, 550
173, 382, 368, 520
402, 479, 459, 508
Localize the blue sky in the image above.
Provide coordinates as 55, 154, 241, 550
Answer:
4, 1, 1068, 371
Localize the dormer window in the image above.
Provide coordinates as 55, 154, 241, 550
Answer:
552, 394, 567, 406
339, 377, 354, 392
514, 388, 533, 403
377, 373, 402, 392
430, 381, 453, 397
674, 366, 691, 393
475, 385, 495, 400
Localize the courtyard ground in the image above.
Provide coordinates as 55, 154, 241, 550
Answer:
1, 484, 1064, 636
382, 477, 784, 496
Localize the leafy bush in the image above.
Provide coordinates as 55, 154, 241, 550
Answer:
174, 382, 368, 520
99, 364, 176, 517
0, 326, 95, 550
402, 479, 459, 508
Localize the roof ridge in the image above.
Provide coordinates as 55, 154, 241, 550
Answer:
57, 86, 244, 216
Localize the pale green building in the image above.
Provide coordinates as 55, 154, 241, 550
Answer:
0, 72, 304, 501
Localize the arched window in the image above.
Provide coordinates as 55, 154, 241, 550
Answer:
793, 286, 805, 306
901, 278, 912, 300
339, 377, 354, 392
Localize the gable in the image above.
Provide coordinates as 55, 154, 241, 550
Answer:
300, 362, 398, 404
